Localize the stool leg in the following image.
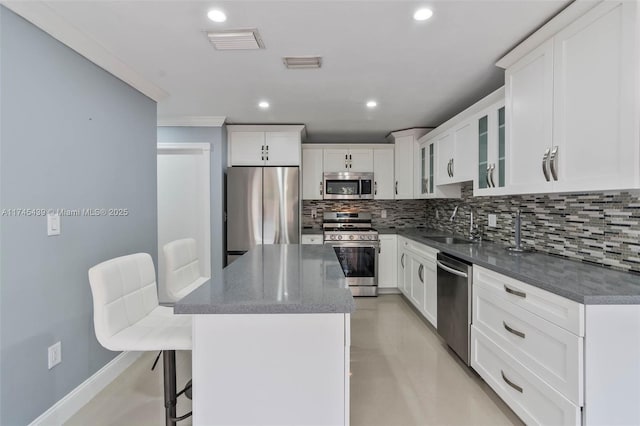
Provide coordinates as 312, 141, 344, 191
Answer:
163, 350, 177, 426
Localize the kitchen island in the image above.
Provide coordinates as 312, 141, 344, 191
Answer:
174, 244, 354, 426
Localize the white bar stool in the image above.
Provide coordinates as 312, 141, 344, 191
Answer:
163, 238, 209, 303
88, 253, 192, 425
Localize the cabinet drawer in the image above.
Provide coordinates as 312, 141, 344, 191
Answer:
474, 282, 583, 405
404, 238, 438, 260
301, 235, 323, 245
471, 326, 581, 426
474, 266, 584, 336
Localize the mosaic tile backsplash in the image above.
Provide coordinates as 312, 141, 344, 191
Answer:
425, 183, 640, 274
304, 183, 640, 274
302, 199, 428, 229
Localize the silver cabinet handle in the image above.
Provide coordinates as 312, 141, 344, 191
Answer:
401, 253, 405, 268
451, 158, 454, 177
447, 159, 452, 177
550, 146, 558, 181
436, 261, 468, 278
486, 166, 491, 187
501, 370, 523, 393
319, 182, 323, 196
542, 149, 550, 181
503, 321, 526, 338
374, 181, 377, 195
395, 181, 398, 195
504, 285, 526, 298
489, 164, 496, 188
418, 264, 424, 283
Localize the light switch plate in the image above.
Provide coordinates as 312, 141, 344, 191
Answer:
48, 341, 61, 369
381, 210, 387, 219
488, 214, 497, 228
47, 213, 60, 236
311, 208, 317, 219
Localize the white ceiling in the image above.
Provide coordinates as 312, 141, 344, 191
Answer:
15, 1, 569, 143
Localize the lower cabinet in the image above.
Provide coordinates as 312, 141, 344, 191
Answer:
397, 236, 437, 328
471, 265, 583, 425
301, 234, 323, 245
378, 235, 397, 288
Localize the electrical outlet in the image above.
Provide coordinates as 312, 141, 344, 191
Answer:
488, 214, 497, 228
47, 213, 61, 236
311, 208, 317, 219
381, 210, 387, 219
48, 341, 62, 369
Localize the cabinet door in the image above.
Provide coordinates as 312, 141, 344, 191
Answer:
416, 142, 428, 198
451, 120, 475, 183
323, 149, 349, 172
264, 132, 300, 166
349, 149, 373, 172
410, 255, 425, 311
476, 102, 506, 195
302, 148, 324, 200
436, 132, 454, 185
423, 258, 437, 328
373, 148, 394, 199
552, 1, 638, 192
504, 39, 554, 194
378, 235, 397, 288
230, 131, 265, 165
397, 242, 406, 295
394, 136, 414, 199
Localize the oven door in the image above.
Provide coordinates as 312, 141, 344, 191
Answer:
331, 242, 379, 288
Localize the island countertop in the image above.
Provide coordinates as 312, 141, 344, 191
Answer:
174, 244, 355, 315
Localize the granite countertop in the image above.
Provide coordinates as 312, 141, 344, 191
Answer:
394, 228, 640, 305
174, 244, 355, 315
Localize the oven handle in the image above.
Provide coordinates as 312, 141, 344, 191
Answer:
327, 242, 380, 249
436, 260, 468, 278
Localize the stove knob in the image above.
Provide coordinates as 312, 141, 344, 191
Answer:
337, 235, 342, 240
349, 235, 355, 240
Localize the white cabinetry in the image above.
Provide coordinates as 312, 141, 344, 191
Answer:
499, 1, 640, 194
378, 235, 397, 289
416, 136, 461, 199
301, 234, 323, 245
228, 125, 305, 167
302, 147, 324, 200
388, 129, 430, 199
474, 97, 506, 196
373, 147, 394, 199
396, 236, 438, 327
323, 148, 373, 172
436, 120, 475, 185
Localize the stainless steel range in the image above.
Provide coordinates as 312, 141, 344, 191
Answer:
323, 212, 379, 297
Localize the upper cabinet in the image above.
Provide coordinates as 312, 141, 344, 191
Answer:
474, 91, 507, 195
388, 129, 430, 199
499, 1, 639, 194
373, 147, 394, 199
323, 148, 373, 172
302, 147, 323, 200
228, 125, 305, 167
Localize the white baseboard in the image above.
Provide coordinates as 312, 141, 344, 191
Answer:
29, 351, 143, 426
378, 288, 401, 295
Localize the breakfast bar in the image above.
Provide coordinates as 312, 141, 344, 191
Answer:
174, 244, 354, 425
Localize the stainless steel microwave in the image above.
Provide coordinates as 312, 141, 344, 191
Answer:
323, 172, 374, 200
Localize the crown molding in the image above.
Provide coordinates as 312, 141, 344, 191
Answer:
157, 116, 227, 127
2, 1, 169, 102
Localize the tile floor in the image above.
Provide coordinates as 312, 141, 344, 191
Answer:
66, 295, 521, 426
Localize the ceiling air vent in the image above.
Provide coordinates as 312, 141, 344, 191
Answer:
283, 56, 322, 69
206, 29, 265, 50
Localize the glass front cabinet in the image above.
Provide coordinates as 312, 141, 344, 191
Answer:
415, 137, 460, 199
475, 101, 506, 195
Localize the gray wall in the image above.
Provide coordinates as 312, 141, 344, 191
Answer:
0, 7, 157, 425
157, 126, 227, 274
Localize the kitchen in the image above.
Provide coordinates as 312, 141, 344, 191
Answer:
1, 1, 640, 426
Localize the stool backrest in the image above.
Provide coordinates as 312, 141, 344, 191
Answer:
88, 253, 159, 347
163, 238, 201, 301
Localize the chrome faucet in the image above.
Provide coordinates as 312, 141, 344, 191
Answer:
450, 204, 481, 241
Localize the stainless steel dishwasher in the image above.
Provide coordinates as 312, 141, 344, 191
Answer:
436, 252, 473, 365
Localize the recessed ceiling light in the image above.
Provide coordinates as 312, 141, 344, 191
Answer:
413, 8, 433, 21
366, 100, 377, 108
258, 101, 270, 109
207, 9, 227, 23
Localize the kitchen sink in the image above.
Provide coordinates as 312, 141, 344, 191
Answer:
425, 236, 478, 244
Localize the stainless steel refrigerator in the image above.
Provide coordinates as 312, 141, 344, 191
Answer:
226, 167, 300, 265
